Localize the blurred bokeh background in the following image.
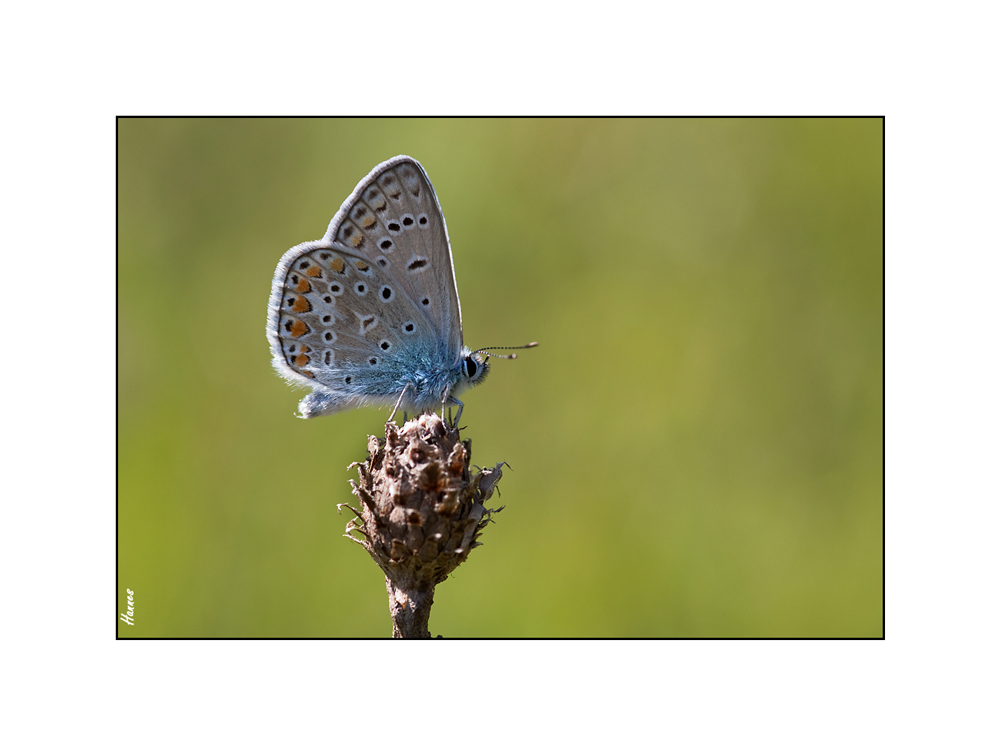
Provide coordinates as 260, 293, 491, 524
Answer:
118, 118, 882, 637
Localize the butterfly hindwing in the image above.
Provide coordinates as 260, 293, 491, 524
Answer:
269, 242, 441, 397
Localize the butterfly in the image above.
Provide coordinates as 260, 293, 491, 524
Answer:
266, 155, 535, 423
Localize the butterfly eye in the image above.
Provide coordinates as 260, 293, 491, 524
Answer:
464, 356, 478, 379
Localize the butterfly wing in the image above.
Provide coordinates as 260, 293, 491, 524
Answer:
266, 156, 463, 417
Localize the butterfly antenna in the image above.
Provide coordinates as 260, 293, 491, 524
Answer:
472, 342, 539, 360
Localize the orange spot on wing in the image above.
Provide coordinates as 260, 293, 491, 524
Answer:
295, 278, 312, 293
355, 207, 377, 229
289, 320, 308, 338
354, 260, 370, 272
306, 265, 322, 278
295, 354, 310, 367
291, 295, 311, 313
330, 257, 345, 273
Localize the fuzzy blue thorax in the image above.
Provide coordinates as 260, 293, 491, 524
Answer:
295, 346, 490, 419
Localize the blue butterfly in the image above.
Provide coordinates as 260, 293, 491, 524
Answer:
267, 155, 535, 423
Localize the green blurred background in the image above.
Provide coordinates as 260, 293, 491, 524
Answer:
118, 118, 882, 637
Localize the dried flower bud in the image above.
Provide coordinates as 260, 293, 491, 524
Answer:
342, 413, 505, 637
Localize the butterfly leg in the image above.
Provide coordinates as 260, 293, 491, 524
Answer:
447, 397, 464, 427
388, 384, 413, 424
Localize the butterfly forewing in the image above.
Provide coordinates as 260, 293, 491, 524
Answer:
324, 157, 463, 356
